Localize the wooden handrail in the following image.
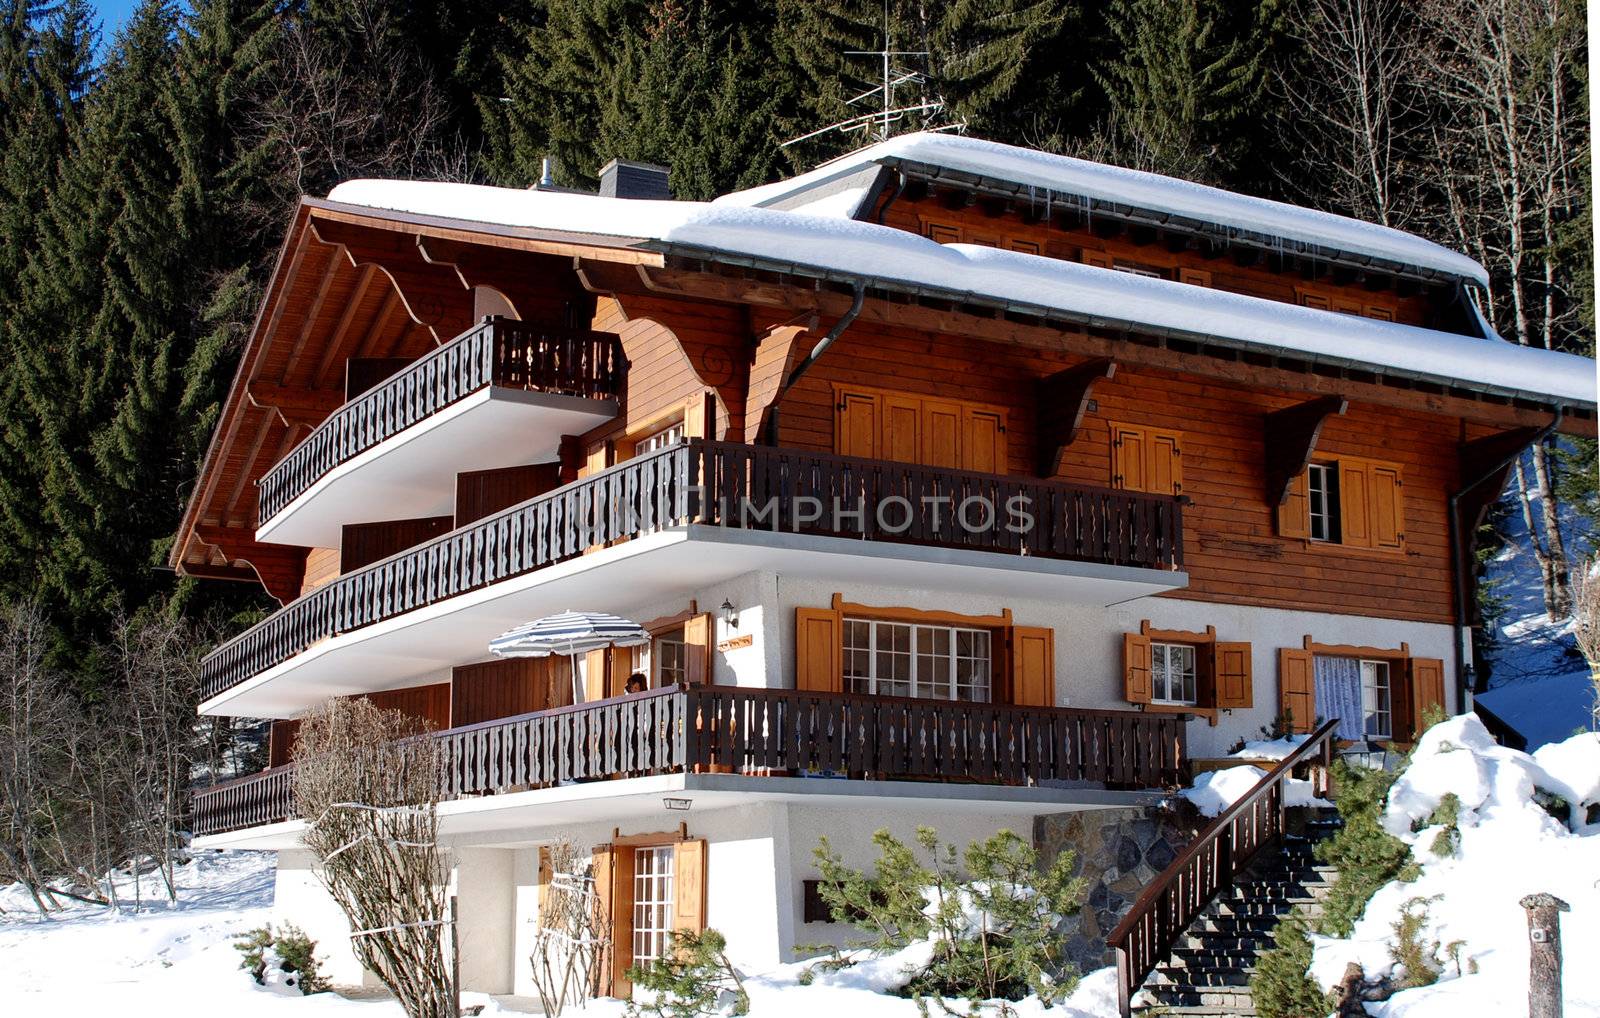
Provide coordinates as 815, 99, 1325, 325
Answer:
1106, 718, 1339, 1016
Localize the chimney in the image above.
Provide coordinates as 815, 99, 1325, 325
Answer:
598, 158, 671, 200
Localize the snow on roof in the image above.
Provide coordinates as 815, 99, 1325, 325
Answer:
717, 133, 1491, 287
326, 179, 1597, 406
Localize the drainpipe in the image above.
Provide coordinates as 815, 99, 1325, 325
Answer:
1449, 408, 1563, 704
875, 170, 907, 225
764, 281, 866, 446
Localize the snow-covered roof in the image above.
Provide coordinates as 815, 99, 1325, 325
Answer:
325, 180, 1596, 407
716, 133, 1491, 287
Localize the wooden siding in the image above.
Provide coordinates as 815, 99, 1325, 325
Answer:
881, 195, 1439, 328
456, 463, 562, 526
341, 516, 454, 573
300, 547, 340, 596
757, 308, 1458, 624
263, 681, 450, 766
450, 656, 573, 727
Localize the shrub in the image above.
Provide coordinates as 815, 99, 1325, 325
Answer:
814, 827, 1086, 1009
1316, 761, 1415, 937
234, 923, 329, 995
627, 928, 748, 1018
1426, 793, 1461, 857
1251, 912, 1334, 1018
1390, 897, 1443, 989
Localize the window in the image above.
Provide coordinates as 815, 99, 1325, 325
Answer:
1299, 291, 1398, 321
1361, 659, 1392, 738
1151, 642, 1197, 705
1113, 261, 1164, 279
634, 420, 685, 456
843, 618, 991, 702
1306, 462, 1337, 542
1281, 456, 1403, 550
833, 384, 1008, 474
631, 845, 676, 967
653, 629, 686, 686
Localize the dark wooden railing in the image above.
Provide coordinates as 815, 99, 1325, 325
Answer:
193, 686, 1185, 837
1106, 719, 1339, 1016
697, 442, 1184, 571
257, 317, 625, 525
203, 441, 1185, 701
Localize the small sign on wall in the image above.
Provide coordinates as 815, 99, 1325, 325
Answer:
718, 634, 753, 652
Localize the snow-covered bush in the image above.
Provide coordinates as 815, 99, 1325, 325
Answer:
233, 922, 328, 995
1315, 760, 1416, 937
811, 826, 1087, 1011
1251, 913, 1333, 1018
627, 928, 749, 1018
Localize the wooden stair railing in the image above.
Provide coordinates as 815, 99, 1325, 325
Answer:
1106, 718, 1339, 1016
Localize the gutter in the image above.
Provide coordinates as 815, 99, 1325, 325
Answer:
1449, 408, 1563, 702
763, 280, 866, 445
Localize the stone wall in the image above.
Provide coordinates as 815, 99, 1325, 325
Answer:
1034, 805, 1200, 972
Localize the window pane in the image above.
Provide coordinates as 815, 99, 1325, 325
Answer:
631, 846, 676, 967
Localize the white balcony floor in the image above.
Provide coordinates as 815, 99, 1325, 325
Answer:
256, 386, 617, 549
200, 523, 1187, 719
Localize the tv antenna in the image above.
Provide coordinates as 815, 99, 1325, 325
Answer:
782, 1, 965, 148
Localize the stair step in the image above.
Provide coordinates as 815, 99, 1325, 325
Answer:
1134, 1007, 1258, 1017
1152, 966, 1255, 987
1143, 986, 1257, 1009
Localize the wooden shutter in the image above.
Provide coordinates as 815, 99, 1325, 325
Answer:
922, 399, 963, 469
591, 844, 621, 996
683, 612, 712, 685
1082, 249, 1114, 269
1300, 293, 1331, 311
1008, 239, 1040, 255
882, 394, 922, 464
1148, 429, 1183, 496
836, 390, 879, 459
1406, 657, 1446, 742
795, 607, 843, 692
1122, 632, 1153, 704
583, 440, 611, 478
1010, 627, 1055, 707
609, 646, 634, 696
1213, 642, 1253, 709
1339, 459, 1375, 548
961, 407, 1006, 474
610, 844, 637, 996
683, 391, 712, 439
926, 222, 960, 244
1278, 469, 1312, 539
1366, 306, 1395, 322
1370, 463, 1404, 550
673, 839, 708, 935
1278, 649, 1316, 733
537, 846, 553, 919
584, 649, 608, 702
1111, 424, 1147, 491
1178, 268, 1212, 287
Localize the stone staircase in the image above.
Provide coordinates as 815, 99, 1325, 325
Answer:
1131, 808, 1343, 1016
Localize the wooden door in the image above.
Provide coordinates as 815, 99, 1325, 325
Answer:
881, 395, 922, 465
963, 408, 1006, 474
921, 399, 963, 469
837, 391, 880, 459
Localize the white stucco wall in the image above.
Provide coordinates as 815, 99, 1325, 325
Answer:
272, 849, 377, 989
761, 573, 1457, 758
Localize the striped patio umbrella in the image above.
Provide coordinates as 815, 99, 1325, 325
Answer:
489, 610, 650, 703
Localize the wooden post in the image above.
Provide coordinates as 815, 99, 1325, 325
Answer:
1520, 892, 1569, 1018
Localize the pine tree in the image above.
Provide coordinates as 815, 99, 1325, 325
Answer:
1091, 0, 1281, 184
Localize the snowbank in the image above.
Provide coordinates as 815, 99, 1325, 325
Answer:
1181, 764, 1331, 818
1230, 734, 1311, 761
1308, 717, 1600, 1016
325, 181, 1597, 406
715, 133, 1489, 286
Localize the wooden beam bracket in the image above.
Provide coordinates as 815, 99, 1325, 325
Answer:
1036, 358, 1115, 477
1264, 395, 1347, 505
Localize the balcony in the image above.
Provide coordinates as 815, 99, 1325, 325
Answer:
255, 317, 624, 548
201, 440, 1186, 715
192, 685, 1189, 838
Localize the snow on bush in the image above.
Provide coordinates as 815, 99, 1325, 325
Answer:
1308, 717, 1600, 1016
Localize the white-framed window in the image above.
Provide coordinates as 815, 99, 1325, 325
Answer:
1112, 262, 1163, 279
635, 421, 685, 455
631, 845, 676, 967
843, 618, 991, 702
1151, 642, 1197, 705
1307, 462, 1337, 542
1361, 659, 1392, 738
653, 629, 686, 687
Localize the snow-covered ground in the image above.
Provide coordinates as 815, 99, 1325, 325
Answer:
1307, 717, 1600, 1017
0, 851, 519, 1017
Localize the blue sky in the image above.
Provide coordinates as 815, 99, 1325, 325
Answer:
90, 0, 141, 35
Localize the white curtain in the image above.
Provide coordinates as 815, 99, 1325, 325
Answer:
1313, 656, 1364, 739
